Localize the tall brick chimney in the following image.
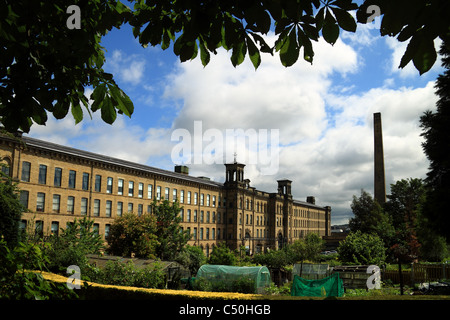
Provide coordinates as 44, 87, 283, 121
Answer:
373, 112, 386, 205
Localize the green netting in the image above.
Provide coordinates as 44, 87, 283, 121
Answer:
291, 273, 344, 297
195, 265, 271, 294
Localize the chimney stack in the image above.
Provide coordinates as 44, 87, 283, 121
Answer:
373, 112, 386, 205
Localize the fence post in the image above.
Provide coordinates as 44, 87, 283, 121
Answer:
443, 262, 446, 280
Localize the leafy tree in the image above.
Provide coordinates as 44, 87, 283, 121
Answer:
0, 173, 25, 248
106, 212, 159, 258
337, 230, 386, 265
0, 0, 133, 133
0, 238, 78, 299
384, 178, 426, 231
2, 0, 448, 132
152, 199, 191, 260
208, 242, 236, 266
349, 189, 394, 243
420, 41, 450, 241
175, 245, 207, 275
290, 233, 325, 263
45, 217, 105, 274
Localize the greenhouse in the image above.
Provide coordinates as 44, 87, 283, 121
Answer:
195, 265, 271, 294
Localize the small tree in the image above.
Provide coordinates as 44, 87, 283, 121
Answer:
0, 174, 25, 248
45, 217, 104, 274
106, 212, 159, 258
175, 245, 206, 276
337, 231, 386, 265
208, 242, 236, 266
152, 199, 191, 260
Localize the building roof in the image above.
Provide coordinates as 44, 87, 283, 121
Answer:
2, 134, 328, 209
20, 135, 224, 188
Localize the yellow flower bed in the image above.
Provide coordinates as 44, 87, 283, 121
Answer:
39, 271, 263, 300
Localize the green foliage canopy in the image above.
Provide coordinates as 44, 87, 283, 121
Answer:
337, 230, 386, 265
1, 0, 449, 132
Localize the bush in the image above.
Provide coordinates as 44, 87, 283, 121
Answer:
338, 230, 386, 265
88, 260, 166, 289
192, 277, 256, 294
0, 239, 77, 299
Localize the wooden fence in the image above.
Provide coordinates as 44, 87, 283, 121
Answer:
382, 263, 450, 285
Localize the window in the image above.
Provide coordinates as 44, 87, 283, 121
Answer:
38, 165, 47, 184
128, 181, 134, 197
51, 221, 59, 236
180, 190, 184, 203
206, 194, 210, 206
106, 177, 113, 193
206, 228, 209, 240
138, 183, 144, 198
105, 224, 111, 238
187, 209, 191, 222
194, 192, 198, 205
105, 200, 112, 217
165, 187, 169, 200
68, 170, 76, 188
21, 161, 31, 182
54, 167, 62, 187
212, 195, 216, 207
179, 208, 184, 222
1, 158, 10, 176
156, 186, 161, 200
36, 192, 45, 212
117, 201, 123, 217
52, 195, 60, 213
118, 179, 124, 195
128, 202, 133, 212
200, 193, 204, 206
187, 191, 191, 204
19, 190, 29, 209
93, 224, 99, 235
147, 184, 153, 199
200, 228, 204, 240
173, 189, 177, 202
138, 204, 143, 216
81, 198, 88, 215
193, 227, 197, 240
67, 196, 74, 214
93, 199, 100, 216
35, 221, 43, 238
194, 210, 197, 222
212, 228, 215, 240
82, 172, 89, 190
95, 175, 102, 192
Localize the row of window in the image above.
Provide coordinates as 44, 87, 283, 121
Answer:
21, 162, 282, 214
21, 161, 227, 206
20, 190, 227, 223
20, 219, 226, 242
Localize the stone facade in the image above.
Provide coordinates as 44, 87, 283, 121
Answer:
0, 133, 331, 256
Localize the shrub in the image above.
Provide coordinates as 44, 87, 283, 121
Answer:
89, 260, 166, 289
338, 230, 386, 265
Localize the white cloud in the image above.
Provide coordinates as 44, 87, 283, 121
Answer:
106, 50, 146, 85
26, 29, 441, 226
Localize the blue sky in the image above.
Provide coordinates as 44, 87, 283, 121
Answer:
27, 12, 444, 225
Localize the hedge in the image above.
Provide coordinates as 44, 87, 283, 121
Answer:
40, 271, 262, 300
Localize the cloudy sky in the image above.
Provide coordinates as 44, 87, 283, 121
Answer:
27, 13, 443, 225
